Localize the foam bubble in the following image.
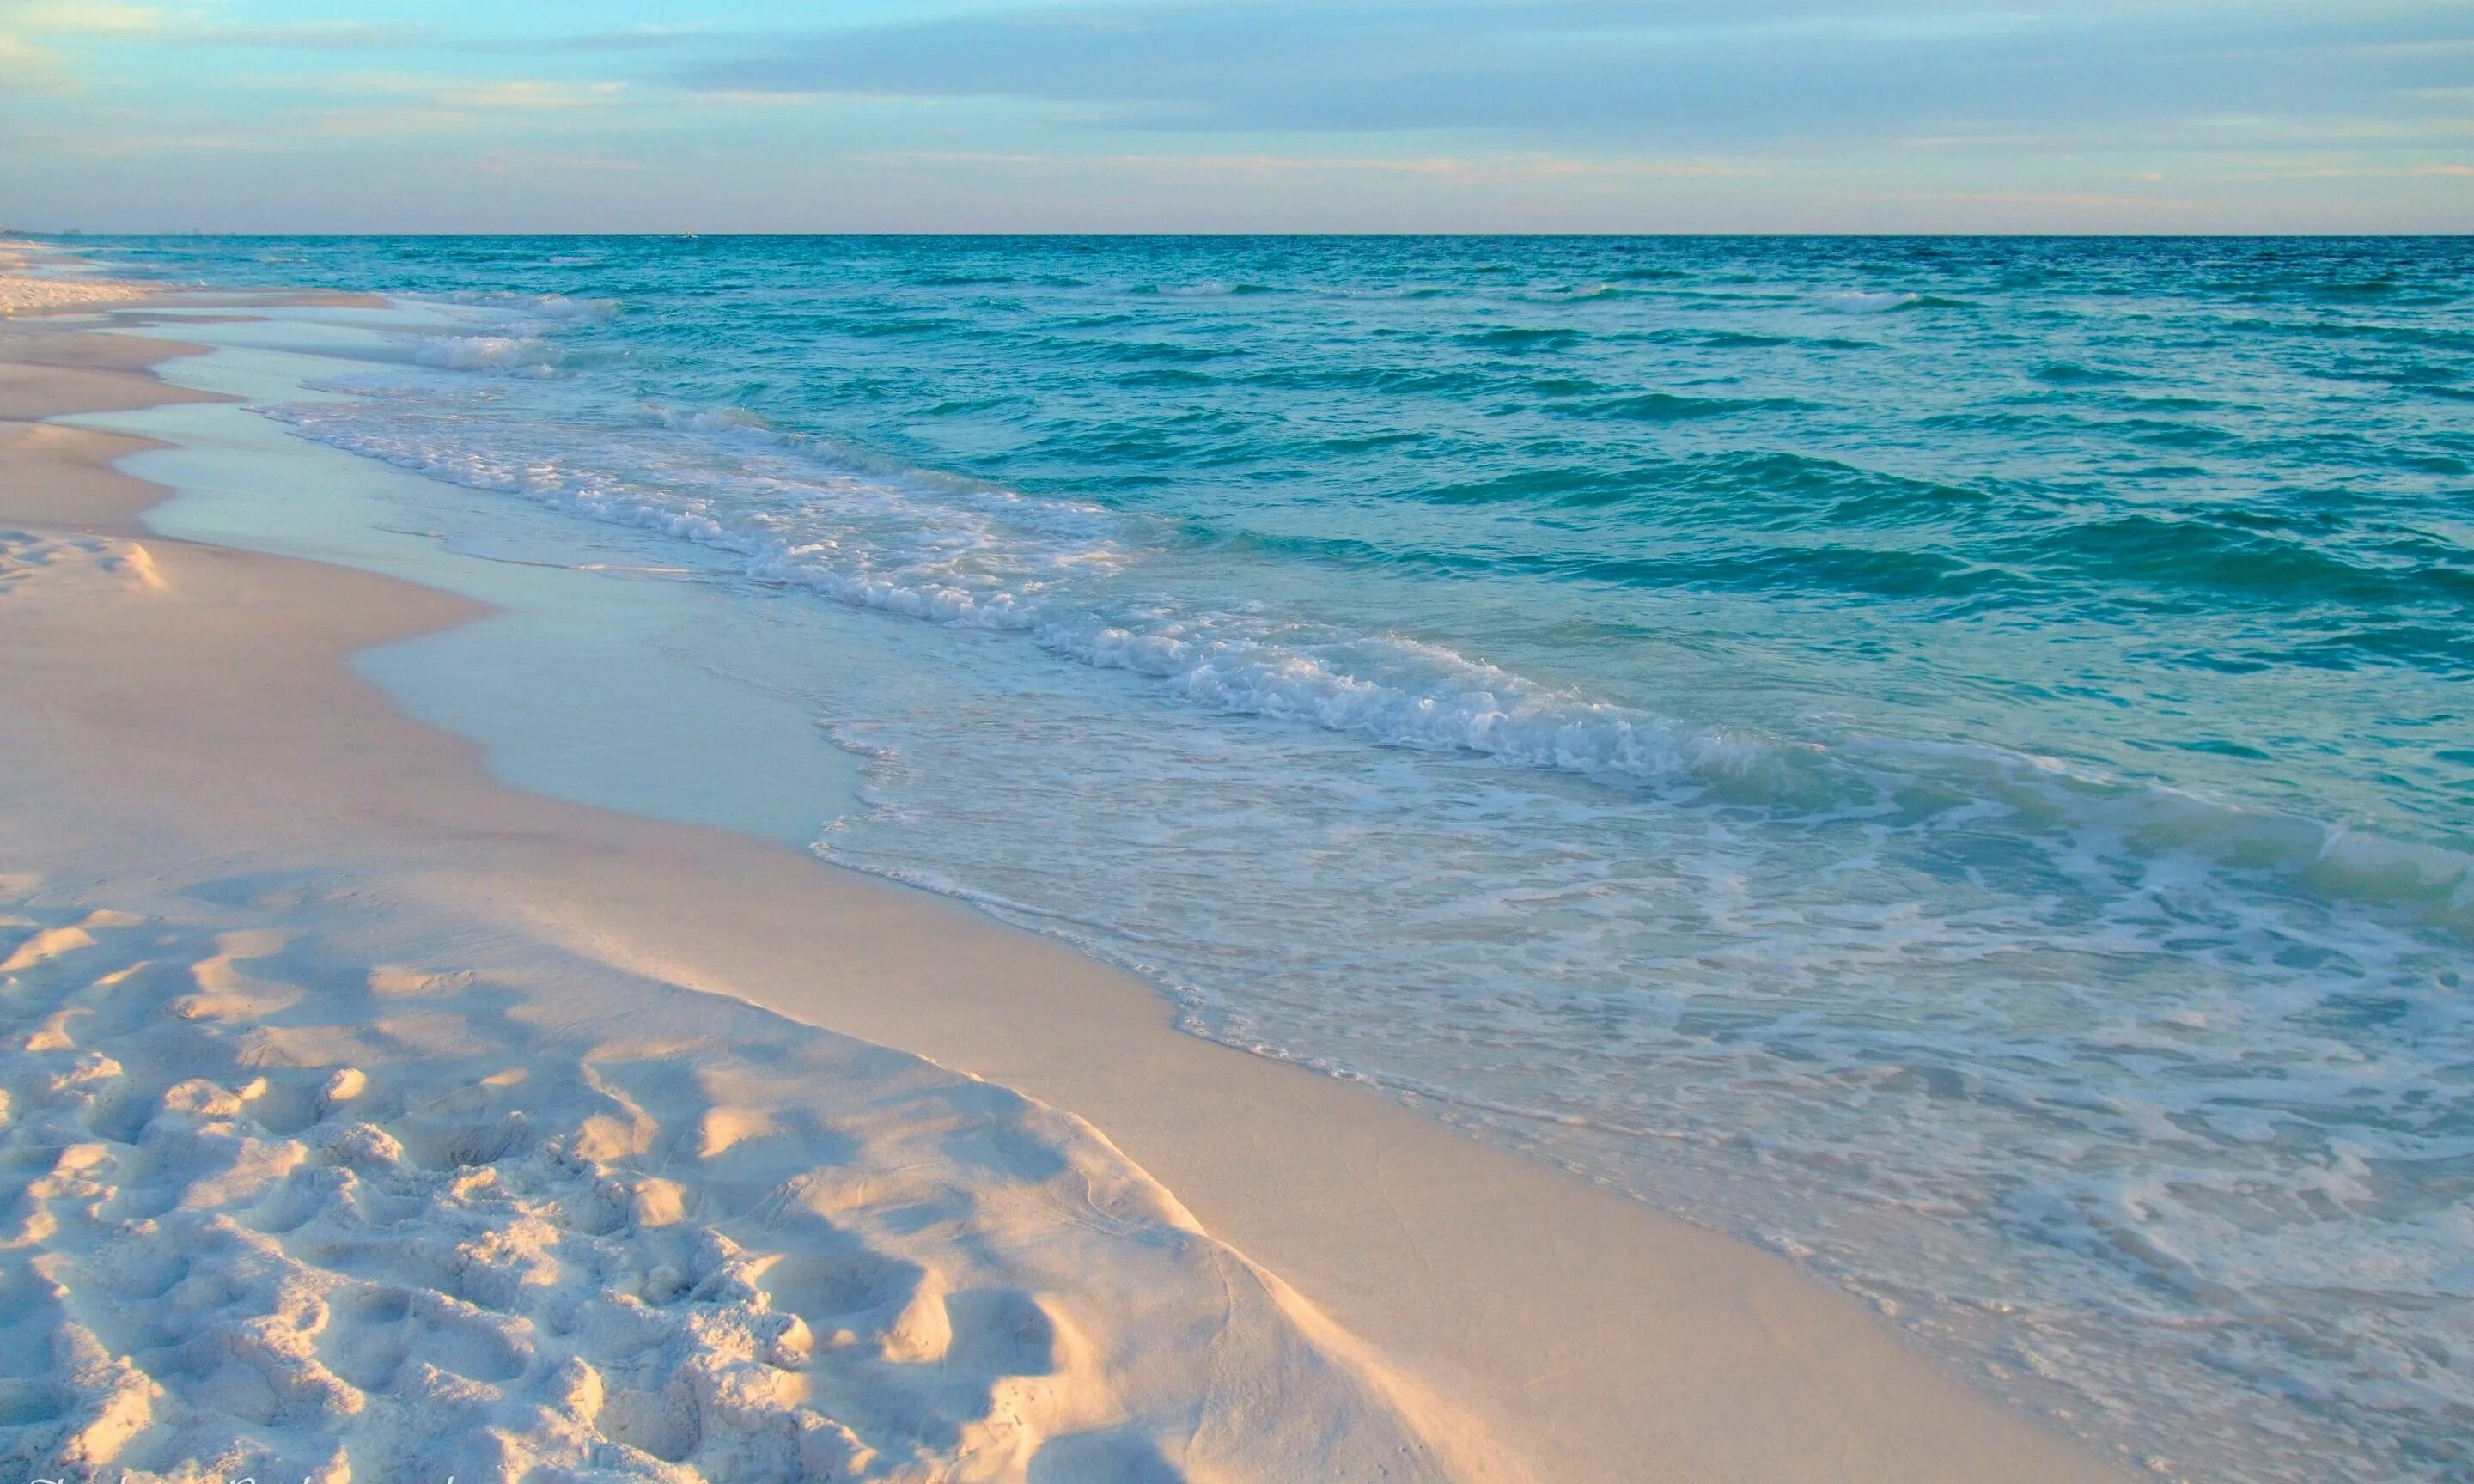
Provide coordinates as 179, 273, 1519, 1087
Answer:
414, 335, 563, 374
259, 394, 2474, 932
434, 289, 619, 323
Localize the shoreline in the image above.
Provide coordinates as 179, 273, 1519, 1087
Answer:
0, 301, 2135, 1481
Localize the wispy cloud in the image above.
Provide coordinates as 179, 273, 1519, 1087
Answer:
2, 0, 2465, 230
2226, 160, 2474, 180
0, 0, 172, 88
676, 0, 2474, 147
0, 4, 707, 77
443, 24, 715, 57
856, 147, 1765, 182
161, 19, 430, 49
429, 79, 627, 111
472, 147, 652, 175
304, 71, 631, 110
0, 1, 175, 38
1874, 186, 2205, 211
0, 28, 67, 89
226, 71, 640, 136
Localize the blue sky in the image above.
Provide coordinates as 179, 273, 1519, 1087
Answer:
2, 0, 2467, 232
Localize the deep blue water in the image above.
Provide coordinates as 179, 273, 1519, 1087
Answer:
84, 235, 2474, 1483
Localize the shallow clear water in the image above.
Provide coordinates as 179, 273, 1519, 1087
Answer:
88, 235, 2474, 1483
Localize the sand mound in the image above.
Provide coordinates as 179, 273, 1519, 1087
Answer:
0, 243, 152, 318
0, 531, 165, 594
0, 870, 1496, 1484
0, 278, 153, 318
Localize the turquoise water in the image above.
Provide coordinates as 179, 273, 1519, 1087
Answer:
91, 236, 2474, 1482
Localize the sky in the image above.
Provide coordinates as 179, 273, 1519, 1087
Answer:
0, 0, 2468, 233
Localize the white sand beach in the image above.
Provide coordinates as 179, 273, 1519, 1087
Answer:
0, 302, 2135, 1483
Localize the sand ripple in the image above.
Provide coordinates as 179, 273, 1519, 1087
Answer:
0, 881, 1482, 1483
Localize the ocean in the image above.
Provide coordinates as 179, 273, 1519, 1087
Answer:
85, 235, 2474, 1483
